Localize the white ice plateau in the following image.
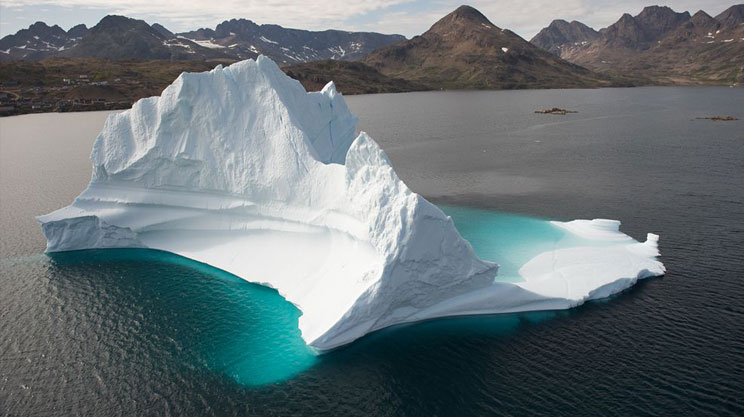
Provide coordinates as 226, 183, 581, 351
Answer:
38, 56, 665, 351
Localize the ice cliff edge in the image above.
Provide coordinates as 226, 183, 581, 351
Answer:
38, 56, 664, 351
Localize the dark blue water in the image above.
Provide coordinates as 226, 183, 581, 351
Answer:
1, 87, 743, 416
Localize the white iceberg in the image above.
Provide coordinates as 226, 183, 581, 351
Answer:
38, 56, 665, 351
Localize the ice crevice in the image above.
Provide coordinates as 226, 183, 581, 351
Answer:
37, 56, 665, 352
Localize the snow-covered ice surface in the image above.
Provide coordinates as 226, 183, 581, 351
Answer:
38, 56, 665, 352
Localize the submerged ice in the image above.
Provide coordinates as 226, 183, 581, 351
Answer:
38, 56, 665, 351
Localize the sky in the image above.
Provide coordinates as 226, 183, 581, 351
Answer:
0, 0, 737, 39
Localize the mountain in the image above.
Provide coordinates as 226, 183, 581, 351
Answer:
530, 20, 599, 55
625, 5, 691, 47
66, 24, 89, 38
636, 9, 744, 83
58, 15, 231, 60
534, 6, 692, 61
1, 16, 403, 63
362, 5, 610, 89
151, 23, 174, 38
177, 19, 405, 64
715, 4, 744, 27
585, 6, 690, 53
0, 17, 229, 61
531, 5, 744, 84
0, 22, 81, 61
664, 10, 721, 43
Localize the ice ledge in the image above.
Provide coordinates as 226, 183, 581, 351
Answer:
39, 214, 144, 252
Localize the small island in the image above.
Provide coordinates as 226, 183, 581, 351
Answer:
696, 116, 739, 121
535, 108, 578, 115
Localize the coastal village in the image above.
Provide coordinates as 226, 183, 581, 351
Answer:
0, 74, 133, 116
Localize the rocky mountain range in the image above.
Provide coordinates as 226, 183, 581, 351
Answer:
361, 6, 610, 89
0, 22, 87, 61
178, 19, 405, 63
531, 4, 744, 84
0, 15, 404, 64
530, 20, 599, 55
61, 16, 230, 61
2, 3, 743, 111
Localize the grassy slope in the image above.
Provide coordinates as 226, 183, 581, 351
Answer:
0, 58, 428, 113
0, 58, 233, 102
283, 60, 427, 94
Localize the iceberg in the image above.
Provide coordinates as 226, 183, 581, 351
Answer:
38, 56, 665, 351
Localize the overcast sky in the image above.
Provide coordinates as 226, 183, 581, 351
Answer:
0, 0, 737, 39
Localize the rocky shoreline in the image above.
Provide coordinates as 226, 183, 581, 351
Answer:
535, 108, 578, 115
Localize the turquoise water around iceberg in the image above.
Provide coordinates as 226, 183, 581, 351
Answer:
39, 207, 581, 386
439, 205, 591, 282
38, 207, 626, 387
47, 249, 319, 386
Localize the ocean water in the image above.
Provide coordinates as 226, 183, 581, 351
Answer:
1, 87, 743, 416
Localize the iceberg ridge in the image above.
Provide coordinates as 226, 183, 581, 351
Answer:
38, 56, 664, 351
